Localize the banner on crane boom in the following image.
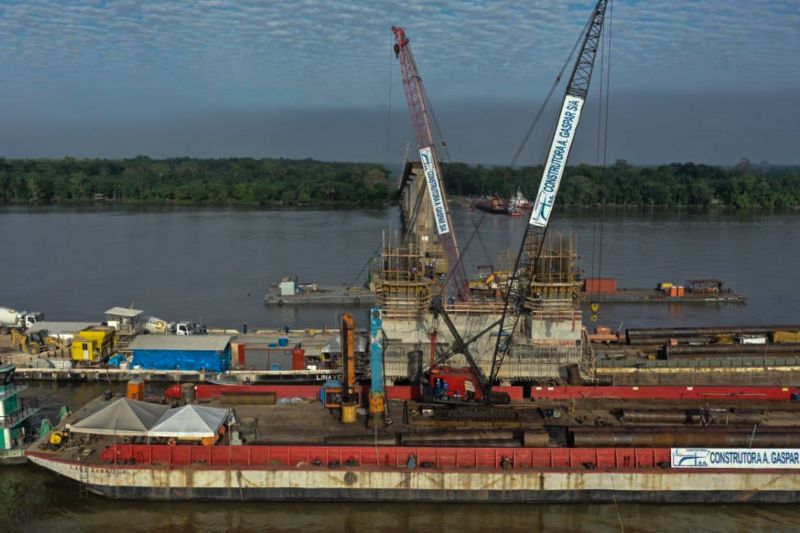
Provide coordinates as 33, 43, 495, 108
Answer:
419, 146, 450, 235
529, 96, 585, 228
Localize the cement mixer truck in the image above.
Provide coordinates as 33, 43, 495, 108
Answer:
0, 307, 44, 333
143, 316, 170, 335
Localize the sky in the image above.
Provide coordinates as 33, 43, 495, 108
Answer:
0, 0, 798, 165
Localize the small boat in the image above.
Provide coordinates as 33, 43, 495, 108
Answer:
507, 189, 531, 216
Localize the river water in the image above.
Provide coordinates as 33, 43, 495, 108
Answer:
2, 206, 799, 329
2, 206, 800, 532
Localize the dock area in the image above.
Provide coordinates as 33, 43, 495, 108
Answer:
0, 327, 353, 382
11, 367, 340, 383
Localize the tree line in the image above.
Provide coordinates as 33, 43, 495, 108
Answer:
442, 160, 800, 209
0, 157, 393, 206
1, 157, 798, 209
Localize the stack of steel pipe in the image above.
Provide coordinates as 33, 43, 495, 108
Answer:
626, 325, 800, 345
571, 427, 800, 447
618, 409, 768, 426
399, 429, 551, 448
619, 410, 692, 425
663, 343, 800, 359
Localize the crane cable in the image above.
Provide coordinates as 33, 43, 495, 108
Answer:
449, 10, 594, 287
492, 2, 616, 380
589, 0, 613, 318
509, 19, 590, 170
387, 31, 394, 166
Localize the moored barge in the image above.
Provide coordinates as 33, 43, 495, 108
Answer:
27, 442, 800, 503
26, 385, 800, 502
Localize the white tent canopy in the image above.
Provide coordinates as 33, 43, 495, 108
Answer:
148, 404, 231, 439
69, 398, 169, 437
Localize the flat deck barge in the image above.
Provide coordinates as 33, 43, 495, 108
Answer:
264, 276, 375, 306
582, 288, 745, 304
26, 386, 800, 502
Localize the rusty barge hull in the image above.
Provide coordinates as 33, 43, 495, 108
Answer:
27, 446, 800, 503
584, 289, 745, 304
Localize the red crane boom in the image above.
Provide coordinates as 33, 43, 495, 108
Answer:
392, 26, 469, 301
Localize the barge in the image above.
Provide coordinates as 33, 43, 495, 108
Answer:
27, 384, 800, 502
473, 195, 508, 215
582, 278, 745, 304
29, 442, 800, 503
264, 276, 375, 306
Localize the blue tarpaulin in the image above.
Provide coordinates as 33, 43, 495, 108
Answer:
107, 353, 128, 368
132, 348, 230, 372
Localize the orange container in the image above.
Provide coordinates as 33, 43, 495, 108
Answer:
583, 277, 617, 294
236, 344, 246, 368
669, 286, 679, 297
127, 378, 144, 400
292, 347, 306, 370
677, 286, 685, 297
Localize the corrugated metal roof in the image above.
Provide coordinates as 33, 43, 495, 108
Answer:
129, 335, 231, 352
105, 307, 143, 318
28, 322, 99, 335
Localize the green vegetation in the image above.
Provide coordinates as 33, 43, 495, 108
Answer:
2, 157, 799, 209
0, 157, 393, 206
443, 160, 800, 209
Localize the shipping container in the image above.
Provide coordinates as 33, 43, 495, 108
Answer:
583, 277, 617, 294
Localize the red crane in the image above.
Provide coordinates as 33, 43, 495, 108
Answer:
392, 26, 469, 301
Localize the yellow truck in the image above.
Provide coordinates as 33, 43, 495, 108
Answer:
71, 326, 117, 364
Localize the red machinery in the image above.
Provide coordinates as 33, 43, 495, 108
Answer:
392, 26, 469, 301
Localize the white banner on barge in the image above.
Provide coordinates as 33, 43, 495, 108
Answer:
672, 448, 800, 469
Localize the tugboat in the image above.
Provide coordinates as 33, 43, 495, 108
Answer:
507, 188, 531, 216
0, 363, 40, 464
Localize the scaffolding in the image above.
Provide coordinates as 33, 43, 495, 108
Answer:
376, 216, 593, 384
376, 242, 435, 319
522, 230, 582, 310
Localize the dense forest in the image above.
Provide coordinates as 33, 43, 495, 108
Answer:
0, 157, 393, 206
443, 160, 800, 209
0, 157, 798, 209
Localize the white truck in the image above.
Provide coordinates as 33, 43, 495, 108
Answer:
0, 307, 44, 333
172, 321, 207, 335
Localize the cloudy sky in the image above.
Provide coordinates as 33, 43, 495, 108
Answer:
0, 0, 798, 165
